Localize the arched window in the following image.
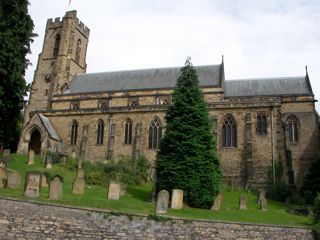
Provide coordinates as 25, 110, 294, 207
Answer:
97, 119, 104, 145
124, 118, 133, 144
75, 39, 81, 63
70, 120, 78, 145
53, 34, 61, 57
148, 117, 162, 149
287, 115, 299, 142
222, 115, 237, 148
257, 112, 267, 134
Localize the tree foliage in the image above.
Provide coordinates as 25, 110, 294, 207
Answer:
303, 158, 320, 202
156, 58, 221, 209
0, 0, 35, 149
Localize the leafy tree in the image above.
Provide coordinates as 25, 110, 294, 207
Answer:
0, 0, 35, 150
303, 158, 320, 203
156, 58, 221, 209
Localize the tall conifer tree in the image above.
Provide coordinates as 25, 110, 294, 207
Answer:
0, 0, 35, 149
156, 58, 221, 209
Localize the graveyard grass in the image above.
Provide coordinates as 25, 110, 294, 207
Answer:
0, 154, 312, 227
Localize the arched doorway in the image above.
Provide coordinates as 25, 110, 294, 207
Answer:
28, 129, 41, 165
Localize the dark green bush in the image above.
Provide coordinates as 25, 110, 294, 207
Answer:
313, 194, 320, 223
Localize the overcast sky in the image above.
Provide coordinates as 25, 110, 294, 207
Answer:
27, 0, 320, 110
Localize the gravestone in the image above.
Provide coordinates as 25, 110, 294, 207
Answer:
171, 189, 183, 209
2, 149, 10, 168
7, 170, 20, 189
45, 154, 52, 169
257, 189, 266, 204
260, 197, 268, 211
0, 167, 8, 188
120, 183, 127, 197
156, 190, 170, 214
239, 194, 247, 210
41, 174, 49, 187
27, 149, 35, 165
211, 193, 223, 210
49, 176, 62, 201
24, 172, 41, 198
107, 181, 121, 200
72, 168, 85, 195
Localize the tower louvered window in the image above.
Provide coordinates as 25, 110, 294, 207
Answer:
53, 34, 61, 57
222, 115, 237, 148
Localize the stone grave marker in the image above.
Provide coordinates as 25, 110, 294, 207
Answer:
107, 181, 121, 200
211, 193, 223, 211
72, 168, 85, 195
7, 170, 20, 189
41, 174, 49, 187
171, 189, 183, 209
239, 194, 247, 210
120, 183, 127, 197
0, 167, 8, 188
257, 189, 266, 204
45, 154, 52, 169
156, 190, 170, 214
2, 149, 10, 167
49, 176, 62, 201
24, 172, 41, 198
260, 197, 268, 211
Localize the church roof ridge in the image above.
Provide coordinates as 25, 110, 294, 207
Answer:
226, 75, 305, 82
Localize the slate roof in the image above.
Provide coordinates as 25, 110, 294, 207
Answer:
65, 65, 222, 94
224, 76, 313, 97
38, 113, 60, 141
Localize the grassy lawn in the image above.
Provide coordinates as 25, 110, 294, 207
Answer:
0, 154, 312, 227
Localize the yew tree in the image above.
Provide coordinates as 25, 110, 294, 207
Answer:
0, 0, 35, 149
156, 58, 221, 209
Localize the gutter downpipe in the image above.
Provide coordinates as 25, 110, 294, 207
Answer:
271, 107, 276, 190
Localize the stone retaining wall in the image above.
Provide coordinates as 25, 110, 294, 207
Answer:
0, 198, 314, 240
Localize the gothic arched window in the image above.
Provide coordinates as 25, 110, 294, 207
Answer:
70, 120, 78, 145
287, 115, 299, 142
75, 39, 81, 63
222, 115, 237, 148
148, 117, 162, 149
53, 34, 61, 57
257, 112, 267, 135
124, 118, 133, 144
97, 119, 104, 145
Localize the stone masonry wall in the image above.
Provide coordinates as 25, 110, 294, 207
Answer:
0, 198, 314, 240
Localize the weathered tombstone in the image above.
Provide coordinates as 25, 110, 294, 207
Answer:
61, 155, 67, 165
7, 170, 20, 189
211, 193, 223, 210
49, 176, 62, 201
0, 167, 8, 188
171, 189, 183, 209
156, 190, 170, 214
260, 197, 268, 211
41, 174, 49, 187
257, 189, 266, 204
239, 194, 247, 210
76, 168, 84, 178
107, 181, 121, 200
120, 183, 127, 197
2, 149, 10, 168
45, 154, 52, 169
27, 149, 35, 165
24, 172, 41, 198
72, 168, 85, 195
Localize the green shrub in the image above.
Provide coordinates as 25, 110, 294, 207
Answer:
303, 158, 320, 203
313, 222, 320, 240
64, 158, 77, 171
313, 194, 320, 223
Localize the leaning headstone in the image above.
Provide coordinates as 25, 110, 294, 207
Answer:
41, 174, 49, 187
0, 167, 8, 188
260, 197, 268, 211
7, 170, 20, 189
171, 189, 183, 209
156, 190, 170, 214
49, 176, 62, 201
45, 154, 52, 169
211, 193, 223, 210
24, 172, 41, 198
239, 194, 247, 210
257, 189, 266, 204
107, 181, 121, 200
76, 168, 84, 178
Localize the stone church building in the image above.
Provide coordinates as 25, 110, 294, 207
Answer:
18, 11, 319, 188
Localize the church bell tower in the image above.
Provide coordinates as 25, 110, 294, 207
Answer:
26, 10, 90, 119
